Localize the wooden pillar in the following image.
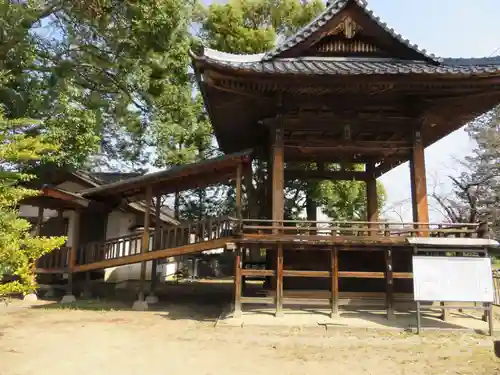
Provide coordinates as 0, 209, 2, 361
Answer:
235, 162, 243, 219
35, 206, 44, 236
139, 185, 153, 301
267, 126, 284, 289
271, 126, 284, 231
330, 248, 339, 317
150, 194, 162, 296
67, 209, 80, 296
276, 245, 284, 317
366, 163, 378, 236
410, 128, 429, 232
440, 302, 449, 321
32, 206, 44, 285
385, 248, 394, 320
234, 246, 242, 318
241, 247, 247, 295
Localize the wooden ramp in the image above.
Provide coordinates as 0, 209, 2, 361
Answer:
36, 216, 235, 274
73, 238, 230, 273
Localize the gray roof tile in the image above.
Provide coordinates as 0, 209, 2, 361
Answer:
197, 55, 500, 76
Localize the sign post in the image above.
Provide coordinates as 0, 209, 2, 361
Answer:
412, 256, 494, 335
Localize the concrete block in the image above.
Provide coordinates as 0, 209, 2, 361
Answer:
145, 294, 159, 304
23, 293, 38, 302
60, 294, 76, 304
132, 300, 148, 311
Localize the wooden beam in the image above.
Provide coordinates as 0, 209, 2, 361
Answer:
331, 248, 339, 317
282, 270, 330, 278
234, 246, 242, 318
235, 162, 242, 219
385, 248, 394, 320
73, 238, 230, 273
35, 206, 43, 236
373, 156, 408, 178
410, 127, 429, 230
285, 144, 411, 154
263, 114, 415, 129
239, 233, 408, 246
241, 269, 276, 277
138, 185, 152, 301
285, 169, 370, 181
271, 126, 285, 229
67, 209, 80, 296
150, 194, 162, 296
366, 163, 378, 236
276, 245, 284, 318
32, 207, 44, 280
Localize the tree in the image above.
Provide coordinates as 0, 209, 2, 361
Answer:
0, 72, 66, 297
430, 106, 499, 237
197, 0, 386, 221
1, 0, 198, 172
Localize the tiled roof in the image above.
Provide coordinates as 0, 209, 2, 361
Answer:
264, 0, 438, 62
195, 50, 500, 76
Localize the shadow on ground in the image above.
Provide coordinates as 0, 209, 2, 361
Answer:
32, 281, 235, 322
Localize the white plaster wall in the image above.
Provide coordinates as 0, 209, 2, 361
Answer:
19, 205, 58, 219
64, 211, 74, 246
103, 210, 167, 283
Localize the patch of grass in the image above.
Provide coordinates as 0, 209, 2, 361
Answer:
37, 299, 127, 311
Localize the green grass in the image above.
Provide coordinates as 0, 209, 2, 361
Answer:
37, 299, 127, 311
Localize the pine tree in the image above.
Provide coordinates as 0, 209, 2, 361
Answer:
0, 72, 65, 297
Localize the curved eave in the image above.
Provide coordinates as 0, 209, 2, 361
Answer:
193, 55, 500, 78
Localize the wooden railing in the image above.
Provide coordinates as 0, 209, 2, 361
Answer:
238, 219, 481, 238
36, 246, 70, 270
75, 216, 235, 266
69, 216, 485, 267
77, 232, 150, 265
160, 216, 234, 249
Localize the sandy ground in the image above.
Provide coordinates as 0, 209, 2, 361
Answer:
0, 298, 499, 375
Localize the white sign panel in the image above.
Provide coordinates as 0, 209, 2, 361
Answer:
412, 256, 494, 302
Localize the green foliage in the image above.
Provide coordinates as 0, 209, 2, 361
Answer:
432, 106, 499, 237
0, 102, 65, 298
197, 0, 324, 53
0, 0, 198, 171
285, 164, 387, 221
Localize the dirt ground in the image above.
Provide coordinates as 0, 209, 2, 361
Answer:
1, 298, 499, 375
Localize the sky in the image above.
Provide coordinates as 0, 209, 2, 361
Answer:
198, 0, 499, 222
358, 0, 500, 221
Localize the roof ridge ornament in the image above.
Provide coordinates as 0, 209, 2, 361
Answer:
330, 15, 361, 39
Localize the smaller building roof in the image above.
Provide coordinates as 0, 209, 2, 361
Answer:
82, 150, 252, 201
21, 186, 91, 211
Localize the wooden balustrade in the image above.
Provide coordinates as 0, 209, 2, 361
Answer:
36, 246, 70, 270
77, 232, 145, 265
71, 216, 485, 268
238, 219, 480, 238
76, 216, 235, 266
159, 216, 233, 250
